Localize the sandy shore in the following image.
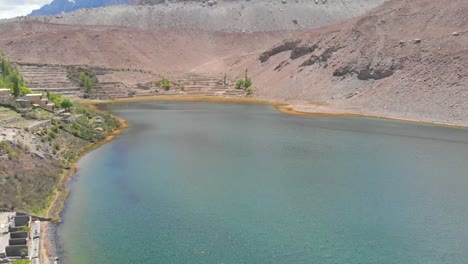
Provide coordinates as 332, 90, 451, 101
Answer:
85, 95, 468, 129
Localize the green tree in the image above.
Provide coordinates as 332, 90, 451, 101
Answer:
235, 69, 253, 90
46, 89, 51, 99
161, 78, 171, 91
244, 77, 252, 89
48, 92, 63, 106
1, 54, 12, 76
80, 72, 94, 93
11, 71, 21, 98
0, 53, 30, 97
235, 79, 244, 89
61, 98, 73, 111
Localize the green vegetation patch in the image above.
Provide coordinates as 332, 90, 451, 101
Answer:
0, 102, 120, 214
0, 52, 32, 96
235, 70, 254, 94
12, 259, 32, 264
0, 141, 20, 160
0, 144, 62, 213
66, 66, 97, 94
148, 78, 172, 91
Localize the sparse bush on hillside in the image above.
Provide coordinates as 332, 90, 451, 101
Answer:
48, 92, 63, 107
178, 83, 186, 91
244, 77, 252, 89
235, 79, 244, 89
80, 72, 94, 93
61, 98, 74, 111
160, 79, 171, 91
235, 70, 253, 91
67, 66, 97, 93
149, 78, 172, 91
0, 141, 19, 160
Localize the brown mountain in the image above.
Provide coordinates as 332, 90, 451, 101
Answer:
0, 0, 466, 125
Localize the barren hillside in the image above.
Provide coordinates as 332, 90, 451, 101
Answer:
18, 0, 386, 32
0, 0, 384, 74
229, 0, 468, 125
0, 0, 466, 125
0, 21, 295, 74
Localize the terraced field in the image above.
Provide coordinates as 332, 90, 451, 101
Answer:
18, 64, 83, 97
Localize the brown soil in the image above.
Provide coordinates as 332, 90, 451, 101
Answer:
0, 21, 296, 74
0, 0, 466, 126
230, 0, 468, 125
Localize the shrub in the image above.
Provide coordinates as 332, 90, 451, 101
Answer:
12, 258, 31, 264
235, 79, 244, 89
61, 98, 74, 111
80, 72, 94, 93
48, 93, 63, 106
161, 79, 171, 91
235, 75, 253, 90
244, 77, 252, 89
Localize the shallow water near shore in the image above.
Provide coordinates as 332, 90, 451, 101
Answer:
57, 101, 468, 264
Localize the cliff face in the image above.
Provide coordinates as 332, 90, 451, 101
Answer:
29, 0, 131, 16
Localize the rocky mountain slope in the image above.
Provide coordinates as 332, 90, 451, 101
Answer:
29, 0, 131, 16
230, 0, 468, 124
25, 0, 386, 32
0, 0, 383, 73
0, 0, 466, 125
0, 21, 294, 74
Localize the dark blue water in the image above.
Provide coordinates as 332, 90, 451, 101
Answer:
58, 102, 468, 264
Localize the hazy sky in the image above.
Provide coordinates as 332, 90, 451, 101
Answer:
0, 0, 52, 19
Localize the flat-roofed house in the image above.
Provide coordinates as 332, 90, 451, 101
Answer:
0, 89, 10, 102
43, 102, 56, 112
24, 94, 43, 105
0, 89, 9, 96
40, 98, 48, 106
15, 99, 29, 107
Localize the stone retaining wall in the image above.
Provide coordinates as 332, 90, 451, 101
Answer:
0, 116, 20, 126
28, 120, 51, 130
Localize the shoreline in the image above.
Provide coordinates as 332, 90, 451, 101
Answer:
86, 95, 468, 129
40, 102, 128, 264
40, 94, 468, 263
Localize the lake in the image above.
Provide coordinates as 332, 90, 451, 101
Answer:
57, 101, 468, 264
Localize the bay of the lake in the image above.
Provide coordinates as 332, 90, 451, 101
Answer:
57, 102, 468, 264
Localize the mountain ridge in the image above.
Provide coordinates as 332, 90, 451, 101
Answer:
29, 0, 131, 16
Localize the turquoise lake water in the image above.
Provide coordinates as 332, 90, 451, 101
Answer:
58, 102, 468, 264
